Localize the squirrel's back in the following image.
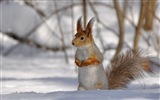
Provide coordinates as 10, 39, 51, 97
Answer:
106, 50, 152, 89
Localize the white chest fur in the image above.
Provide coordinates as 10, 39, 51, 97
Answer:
76, 47, 108, 90
78, 64, 108, 90
76, 48, 89, 61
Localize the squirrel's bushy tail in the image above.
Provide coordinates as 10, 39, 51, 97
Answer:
106, 50, 152, 89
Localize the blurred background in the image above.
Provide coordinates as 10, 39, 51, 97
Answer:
0, 0, 160, 94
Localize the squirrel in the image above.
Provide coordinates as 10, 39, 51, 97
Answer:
72, 17, 152, 90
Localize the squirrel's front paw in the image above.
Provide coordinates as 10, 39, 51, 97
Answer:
80, 61, 92, 66
75, 58, 82, 67
75, 61, 81, 67
79, 61, 86, 66
80, 59, 100, 66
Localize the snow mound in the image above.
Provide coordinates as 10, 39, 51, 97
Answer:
2, 90, 159, 100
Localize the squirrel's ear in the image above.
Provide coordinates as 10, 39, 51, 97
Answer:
77, 17, 83, 32
85, 17, 95, 37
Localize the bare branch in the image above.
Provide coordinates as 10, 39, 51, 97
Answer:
89, 1, 131, 52
88, 1, 105, 53
71, 0, 75, 36
24, 1, 61, 40
124, 4, 159, 54
3, 32, 69, 53
25, 2, 81, 37
113, 0, 126, 57
143, 0, 156, 30
83, 0, 87, 28
91, 2, 114, 9
54, 1, 69, 64
133, 0, 147, 52
24, 0, 46, 17
4, 1, 71, 55
2, 3, 80, 56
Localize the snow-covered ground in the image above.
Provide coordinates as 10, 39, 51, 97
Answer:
2, 90, 160, 100
1, 54, 160, 100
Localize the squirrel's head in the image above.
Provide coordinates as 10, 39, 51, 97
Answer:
72, 17, 95, 47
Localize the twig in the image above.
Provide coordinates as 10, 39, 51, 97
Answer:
148, 6, 160, 23
113, 0, 126, 57
24, 1, 62, 44
89, 1, 131, 50
25, 3, 81, 37
54, 1, 69, 64
3, 3, 80, 56
24, 0, 45, 17
151, 30, 160, 54
91, 2, 114, 9
3, 43, 20, 56
143, 0, 156, 30
71, 0, 75, 36
124, 4, 159, 54
133, 0, 147, 52
103, 46, 117, 54
127, 1, 159, 54
88, 1, 106, 53
3, 32, 69, 52
99, 20, 119, 35
4, 1, 68, 56
83, 0, 87, 28
127, 5, 137, 27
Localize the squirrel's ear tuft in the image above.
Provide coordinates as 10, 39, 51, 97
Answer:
85, 17, 95, 37
77, 17, 83, 32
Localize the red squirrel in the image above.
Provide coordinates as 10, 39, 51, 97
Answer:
72, 17, 152, 90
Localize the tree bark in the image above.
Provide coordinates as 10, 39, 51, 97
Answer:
133, 0, 147, 52
113, 0, 126, 57
143, 0, 156, 30
83, 0, 87, 28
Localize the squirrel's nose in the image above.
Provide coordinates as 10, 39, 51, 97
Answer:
72, 42, 75, 45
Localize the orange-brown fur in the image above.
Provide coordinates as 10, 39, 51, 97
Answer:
75, 56, 100, 67
81, 56, 100, 66
142, 61, 152, 72
106, 50, 152, 89
73, 17, 99, 67
72, 17, 94, 48
72, 31, 93, 47
75, 58, 81, 67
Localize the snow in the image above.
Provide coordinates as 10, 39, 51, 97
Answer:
1, 55, 160, 100
2, 90, 160, 100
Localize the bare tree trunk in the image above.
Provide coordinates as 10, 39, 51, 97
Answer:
143, 0, 156, 30
133, 0, 147, 52
83, 0, 87, 28
113, 0, 126, 57
54, 1, 69, 64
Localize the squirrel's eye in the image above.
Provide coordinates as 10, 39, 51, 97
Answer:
80, 37, 84, 40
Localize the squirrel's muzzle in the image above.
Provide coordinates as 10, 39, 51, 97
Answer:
72, 41, 75, 46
